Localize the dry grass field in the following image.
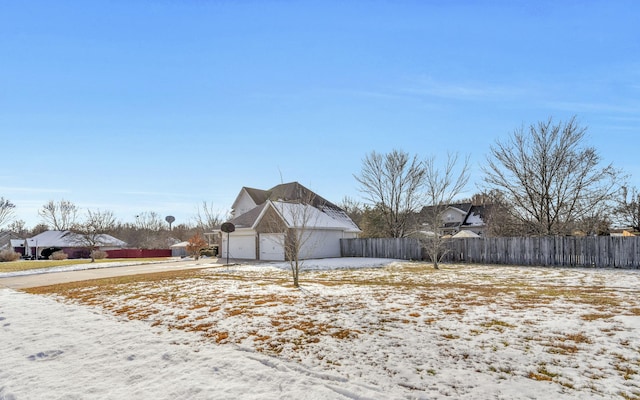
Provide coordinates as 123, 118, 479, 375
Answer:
26, 261, 640, 399
0, 258, 170, 273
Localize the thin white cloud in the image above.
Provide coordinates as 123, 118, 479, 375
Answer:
331, 77, 530, 104
119, 191, 197, 198
0, 186, 70, 194
544, 101, 640, 115
401, 76, 529, 102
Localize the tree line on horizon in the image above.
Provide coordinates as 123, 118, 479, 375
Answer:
1, 116, 640, 251
0, 200, 225, 249
346, 116, 639, 243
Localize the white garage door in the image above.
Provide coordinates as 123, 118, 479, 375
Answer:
221, 234, 256, 260
259, 233, 285, 261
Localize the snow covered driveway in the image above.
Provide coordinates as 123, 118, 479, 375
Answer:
2, 259, 640, 399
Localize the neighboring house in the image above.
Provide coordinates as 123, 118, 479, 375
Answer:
419, 203, 490, 237
216, 182, 360, 261
25, 230, 127, 259
0, 231, 27, 256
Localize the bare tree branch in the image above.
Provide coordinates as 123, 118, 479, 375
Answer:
354, 149, 426, 238
74, 209, 118, 262
419, 153, 470, 269
258, 190, 321, 287
483, 116, 624, 236
38, 199, 79, 230
615, 186, 640, 231
0, 197, 16, 229
193, 201, 225, 233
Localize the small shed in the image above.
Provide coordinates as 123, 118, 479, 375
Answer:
170, 241, 190, 257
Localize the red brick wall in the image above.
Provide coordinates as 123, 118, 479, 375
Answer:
106, 249, 171, 258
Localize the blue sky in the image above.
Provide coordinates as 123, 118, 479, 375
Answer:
2, 0, 639, 228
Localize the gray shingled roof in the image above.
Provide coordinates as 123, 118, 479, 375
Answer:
243, 187, 271, 205
228, 203, 267, 228
226, 182, 359, 232
267, 182, 341, 211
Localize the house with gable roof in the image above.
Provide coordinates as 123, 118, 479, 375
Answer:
217, 182, 360, 261
419, 202, 490, 237
25, 230, 127, 259
0, 231, 27, 256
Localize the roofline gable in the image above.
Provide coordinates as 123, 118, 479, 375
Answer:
231, 187, 263, 212
252, 200, 288, 230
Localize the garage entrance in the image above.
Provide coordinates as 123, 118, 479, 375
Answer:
259, 233, 285, 261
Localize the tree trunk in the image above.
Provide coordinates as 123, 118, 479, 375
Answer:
292, 260, 300, 287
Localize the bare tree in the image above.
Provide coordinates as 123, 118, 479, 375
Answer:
29, 223, 50, 236
39, 199, 79, 230
75, 209, 118, 262
111, 211, 176, 249
193, 201, 225, 232
483, 116, 623, 236
615, 186, 640, 231
135, 211, 165, 232
6, 220, 28, 237
0, 197, 16, 229
170, 223, 198, 242
259, 192, 321, 288
419, 153, 470, 269
134, 211, 169, 248
479, 190, 532, 237
354, 149, 426, 238
281, 202, 319, 288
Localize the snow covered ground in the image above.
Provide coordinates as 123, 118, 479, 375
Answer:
0, 259, 183, 278
2, 258, 640, 399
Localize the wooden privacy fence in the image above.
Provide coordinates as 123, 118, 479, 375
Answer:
340, 237, 422, 261
340, 236, 640, 268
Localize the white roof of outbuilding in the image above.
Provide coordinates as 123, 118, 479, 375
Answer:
27, 230, 127, 247
10, 239, 27, 248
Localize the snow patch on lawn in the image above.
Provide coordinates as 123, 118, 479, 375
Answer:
2, 259, 640, 399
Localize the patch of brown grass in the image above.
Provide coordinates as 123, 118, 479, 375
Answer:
546, 342, 580, 355
563, 332, 593, 344
480, 319, 515, 332
0, 258, 171, 273
442, 306, 466, 315
441, 333, 459, 340
582, 313, 616, 321
24, 268, 204, 296
528, 365, 559, 381
528, 371, 553, 381
618, 391, 640, 400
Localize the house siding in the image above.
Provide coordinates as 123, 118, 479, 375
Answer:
299, 230, 344, 259
232, 190, 259, 218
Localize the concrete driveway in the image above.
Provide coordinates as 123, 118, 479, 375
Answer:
0, 258, 221, 290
